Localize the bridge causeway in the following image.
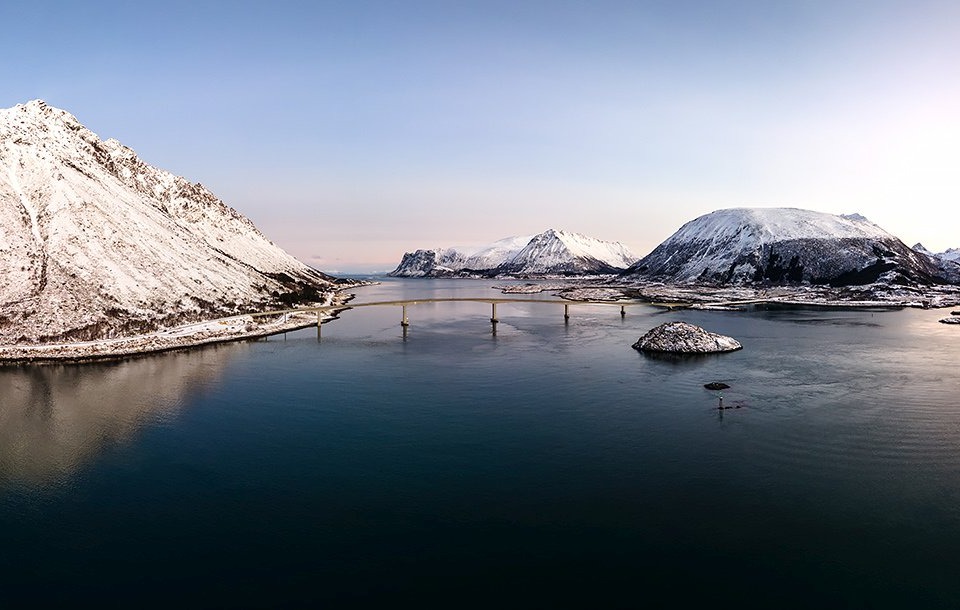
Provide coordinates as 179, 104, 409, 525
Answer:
250, 297, 655, 338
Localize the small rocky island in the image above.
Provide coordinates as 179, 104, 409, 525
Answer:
632, 321, 742, 354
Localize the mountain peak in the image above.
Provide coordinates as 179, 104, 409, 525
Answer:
1, 101, 335, 344
4, 99, 83, 130
625, 207, 944, 287
390, 229, 637, 277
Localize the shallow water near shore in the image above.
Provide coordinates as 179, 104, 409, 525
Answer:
2, 278, 960, 607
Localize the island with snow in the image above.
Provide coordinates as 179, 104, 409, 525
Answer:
389, 229, 639, 277
545, 208, 960, 309
633, 321, 742, 354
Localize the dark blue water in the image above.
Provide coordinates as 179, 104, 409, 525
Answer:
2, 278, 960, 608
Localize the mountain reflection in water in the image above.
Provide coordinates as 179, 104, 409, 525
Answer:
0, 344, 241, 485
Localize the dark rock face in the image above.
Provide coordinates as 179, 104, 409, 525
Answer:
632, 321, 742, 353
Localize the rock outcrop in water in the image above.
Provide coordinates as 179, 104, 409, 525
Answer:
632, 321, 742, 353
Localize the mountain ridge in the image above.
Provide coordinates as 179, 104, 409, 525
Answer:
390, 229, 638, 277
623, 207, 950, 288
0, 100, 339, 345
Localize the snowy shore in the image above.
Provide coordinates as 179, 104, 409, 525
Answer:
0, 293, 352, 364
550, 281, 960, 309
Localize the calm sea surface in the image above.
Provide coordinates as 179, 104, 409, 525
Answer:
2, 278, 960, 608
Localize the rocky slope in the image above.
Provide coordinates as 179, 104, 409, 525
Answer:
914, 243, 960, 283
624, 208, 948, 288
0, 100, 339, 344
390, 229, 637, 277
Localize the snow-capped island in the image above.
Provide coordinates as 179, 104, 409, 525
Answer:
0, 100, 354, 361
632, 321, 742, 354
610, 207, 960, 308
390, 229, 638, 277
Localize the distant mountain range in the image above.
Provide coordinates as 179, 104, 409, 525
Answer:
0, 100, 338, 344
914, 243, 960, 265
622, 207, 960, 288
390, 229, 638, 277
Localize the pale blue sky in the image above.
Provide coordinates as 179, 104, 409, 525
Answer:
2, 1, 958, 272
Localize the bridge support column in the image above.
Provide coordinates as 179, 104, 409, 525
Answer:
490, 303, 498, 323
564, 304, 570, 322
621, 305, 626, 317
401, 305, 410, 327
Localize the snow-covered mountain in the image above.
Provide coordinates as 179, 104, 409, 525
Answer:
390, 229, 638, 277
498, 229, 638, 274
914, 243, 960, 284
387, 248, 467, 278
915, 243, 960, 264
624, 207, 949, 287
0, 100, 338, 344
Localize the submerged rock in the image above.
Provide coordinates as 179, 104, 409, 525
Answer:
704, 382, 731, 390
632, 321, 742, 354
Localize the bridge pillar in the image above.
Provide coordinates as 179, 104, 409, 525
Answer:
490, 303, 498, 324
564, 304, 570, 322
621, 305, 626, 317
401, 305, 410, 327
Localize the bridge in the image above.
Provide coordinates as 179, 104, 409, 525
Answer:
247, 297, 672, 338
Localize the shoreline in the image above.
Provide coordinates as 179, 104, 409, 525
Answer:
4, 278, 958, 364
0, 293, 356, 366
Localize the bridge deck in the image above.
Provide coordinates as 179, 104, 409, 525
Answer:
247, 297, 665, 319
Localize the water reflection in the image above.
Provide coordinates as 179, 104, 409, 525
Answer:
0, 344, 241, 485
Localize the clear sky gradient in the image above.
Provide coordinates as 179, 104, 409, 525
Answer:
2, 0, 957, 272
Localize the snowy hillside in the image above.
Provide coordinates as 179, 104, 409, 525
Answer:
624, 208, 946, 287
387, 248, 469, 277
462, 235, 535, 270
0, 100, 339, 344
498, 229, 638, 274
914, 243, 960, 284
916, 243, 960, 264
390, 229, 637, 277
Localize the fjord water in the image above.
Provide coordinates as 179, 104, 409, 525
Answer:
2, 279, 960, 607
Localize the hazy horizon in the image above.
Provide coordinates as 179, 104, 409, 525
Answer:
3, 1, 958, 273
